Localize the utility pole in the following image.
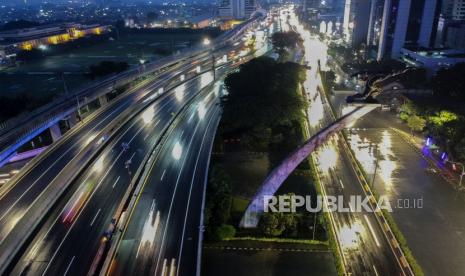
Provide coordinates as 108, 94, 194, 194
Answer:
60, 72, 69, 96
212, 54, 216, 80
370, 144, 379, 188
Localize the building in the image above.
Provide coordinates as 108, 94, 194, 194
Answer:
400, 46, 465, 73
302, 0, 320, 12
342, 0, 371, 47
435, 0, 465, 48
452, 0, 465, 20
0, 23, 110, 59
376, 0, 440, 60
218, 0, 257, 20
366, 0, 385, 47
445, 22, 465, 49
189, 14, 214, 29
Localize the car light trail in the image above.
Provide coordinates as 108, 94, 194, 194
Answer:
174, 84, 185, 101
364, 214, 381, 247
172, 141, 183, 160
142, 106, 155, 124
197, 102, 206, 120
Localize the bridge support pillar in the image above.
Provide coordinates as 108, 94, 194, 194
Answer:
67, 112, 79, 128
98, 94, 108, 107
49, 123, 62, 142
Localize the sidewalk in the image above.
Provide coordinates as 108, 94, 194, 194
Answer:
391, 127, 463, 188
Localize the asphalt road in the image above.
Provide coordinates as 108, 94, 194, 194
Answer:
8, 69, 218, 276
346, 110, 465, 276
109, 84, 222, 276
0, 58, 202, 245
285, 8, 407, 275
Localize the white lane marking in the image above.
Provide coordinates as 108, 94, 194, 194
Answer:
180, 130, 184, 139
0, 93, 174, 244
155, 117, 202, 274
161, 169, 166, 181
176, 107, 217, 276
339, 179, 344, 189
188, 112, 195, 122
143, 119, 161, 141
169, 258, 176, 276
63, 255, 75, 276
38, 83, 195, 273
373, 265, 379, 276
40, 124, 145, 276
160, 259, 168, 276
129, 152, 136, 162
0, 104, 126, 223
112, 176, 120, 189
90, 209, 101, 227
364, 214, 381, 247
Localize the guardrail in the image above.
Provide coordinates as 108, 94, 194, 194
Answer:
0, 16, 262, 165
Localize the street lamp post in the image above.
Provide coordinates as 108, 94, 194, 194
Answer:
212, 54, 216, 81
370, 144, 379, 189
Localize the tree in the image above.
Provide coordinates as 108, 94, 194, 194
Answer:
2, 19, 40, 30
407, 115, 426, 133
16, 48, 45, 61
86, 61, 129, 79
429, 110, 458, 126
221, 57, 307, 148
205, 165, 232, 240
260, 212, 299, 237
454, 137, 465, 162
432, 63, 465, 101
260, 212, 286, 236
153, 47, 171, 56
213, 224, 236, 240
147, 11, 158, 23
271, 31, 302, 59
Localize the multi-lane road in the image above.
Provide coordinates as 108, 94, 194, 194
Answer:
284, 7, 411, 276
108, 83, 222, 276
8, 69, 219, 276
0, 55, 215, 274
0, 14, 269, 275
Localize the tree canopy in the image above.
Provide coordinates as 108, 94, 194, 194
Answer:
86, 61, 129, 80
432, 62, 465, 101
2, 20, 40, 31
271, 31, 302, 58
222, 57, 307, 133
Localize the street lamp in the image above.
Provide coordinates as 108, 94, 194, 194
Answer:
202, 37, 211, 46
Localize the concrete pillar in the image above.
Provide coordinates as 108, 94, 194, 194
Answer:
98, 94, 108, 107
67, 112, 79, 128
49, 123, 62, 142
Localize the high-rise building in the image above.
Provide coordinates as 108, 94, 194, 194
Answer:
218, 0, 257, 19
376, 0, 440, 60
342, 0, 371, 47
452, 0, 465, 20
302, 0, 320, 12
366, 0, 385, 47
